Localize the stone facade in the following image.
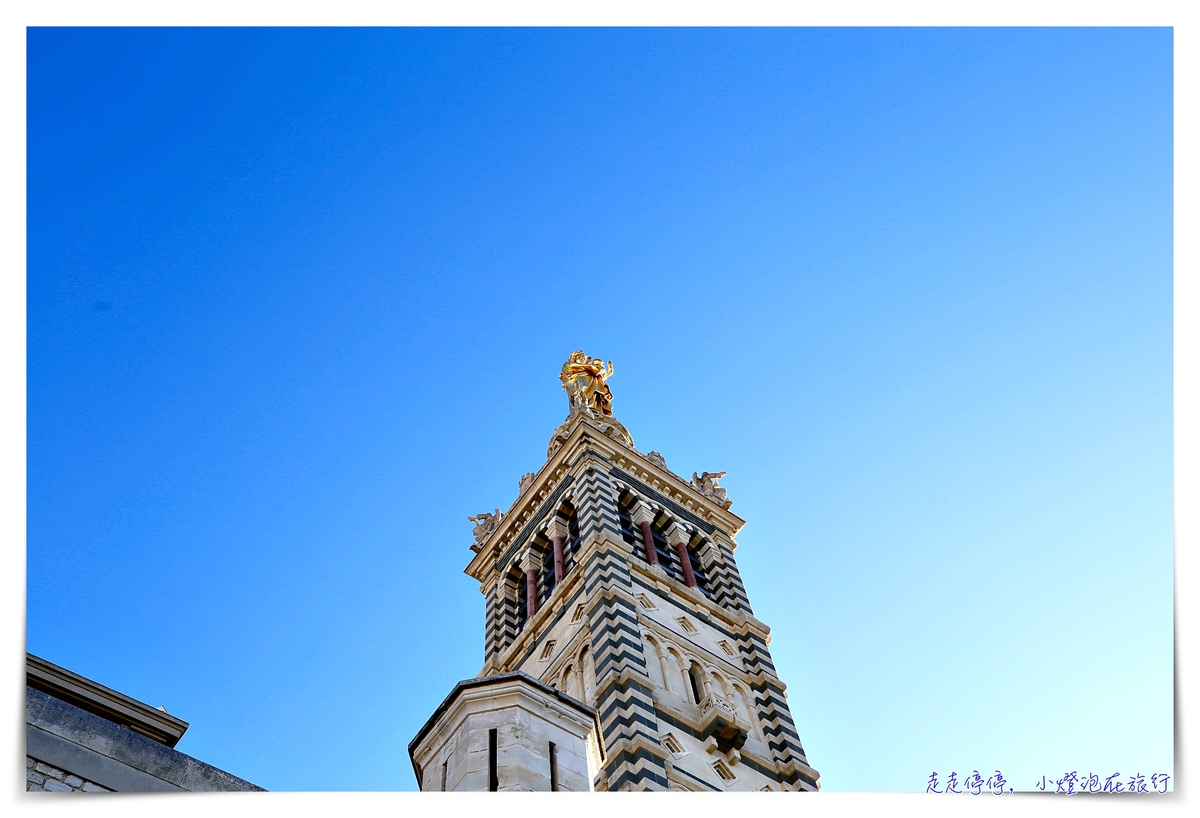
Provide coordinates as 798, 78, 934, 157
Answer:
413, 372, 820, 792
27, 757, 112, 792
25, 655, 263, 793
409, 672, 602, 791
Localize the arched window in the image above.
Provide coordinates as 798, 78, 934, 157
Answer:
688, 663, 705, 705
513, 568, 530, 631
580, 646, 596, 703
732, 683, 762, 742
642, 634, 667, 691
685, 537, 712, 597
532, 533, 555, 604
559, 500, 583, 575
616, 491, 642, 551
650, 514, 677, 577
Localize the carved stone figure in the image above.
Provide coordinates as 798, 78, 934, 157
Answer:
560, 350, 615, 416
518, 472, 536, 495
645, 451, 668, 470
691, 471, 732, 509
468, 509, 503, 551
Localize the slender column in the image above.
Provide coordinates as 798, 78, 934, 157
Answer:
522, 549, 540, 618
525, 569, 539, 618
630, 502, 658, 566
546, 517, 568, 586
666, 522, 697, 588
552, 538, 564, 584
676, 544, 697, 588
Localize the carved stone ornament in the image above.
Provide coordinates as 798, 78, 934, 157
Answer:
518, 471, 536, 495
690, 471, 732, 509
644, 451, 668, 470
468, 508, 504, 552
547, 402, 635, 457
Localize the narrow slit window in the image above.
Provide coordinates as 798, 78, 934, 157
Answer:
549, 741, 559, 791
539, 640, 556, 661
488, 728, 498, 791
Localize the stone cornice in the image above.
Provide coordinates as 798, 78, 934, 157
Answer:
606, 451, 746, 536
407, 671, 601, 776
26, 653, 190, 748
464, 409, 748, 580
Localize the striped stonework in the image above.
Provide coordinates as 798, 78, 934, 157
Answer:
710, 534, 754, 615
538, 461, 668, 790
484, 581, 503, 663
453, 404, 820, 792
581, 547, 668, 789
735, 628, 819, 790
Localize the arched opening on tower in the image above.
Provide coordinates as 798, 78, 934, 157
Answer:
559, 500, 582, 575
685, 535, 712, 598
688, 662, 705, 705
512, 567, 531, 631
649, 513, 677, 577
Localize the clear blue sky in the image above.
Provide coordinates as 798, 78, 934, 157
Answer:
26, 27, 1172, 792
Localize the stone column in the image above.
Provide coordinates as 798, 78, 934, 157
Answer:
522, 550, 539, 619
546, 517, 568, 587
666, 522, 696, 588
630, 501, 658, 567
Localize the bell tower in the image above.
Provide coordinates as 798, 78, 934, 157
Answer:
409, 353, 820, 792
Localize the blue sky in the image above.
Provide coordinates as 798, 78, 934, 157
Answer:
25, 27, 1173, 792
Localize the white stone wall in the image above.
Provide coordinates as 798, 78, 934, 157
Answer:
26, 756, 111, 793
411, 675, 601, 792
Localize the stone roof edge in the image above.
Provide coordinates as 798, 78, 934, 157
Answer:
407, 670, 599, 760
26, 686, 265, 791
26, 652, 190, 747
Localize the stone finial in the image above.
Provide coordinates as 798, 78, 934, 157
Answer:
518, 472, 536, 495
644, 451, 667, 470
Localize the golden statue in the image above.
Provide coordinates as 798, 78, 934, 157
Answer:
549, 350, 634, 455
560, 350, 615, 416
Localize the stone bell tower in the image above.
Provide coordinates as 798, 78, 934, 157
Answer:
409, 353, 820, 792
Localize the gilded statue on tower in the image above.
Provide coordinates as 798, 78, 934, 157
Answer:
560, 351, 616, 416
549, 350, 633, 455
